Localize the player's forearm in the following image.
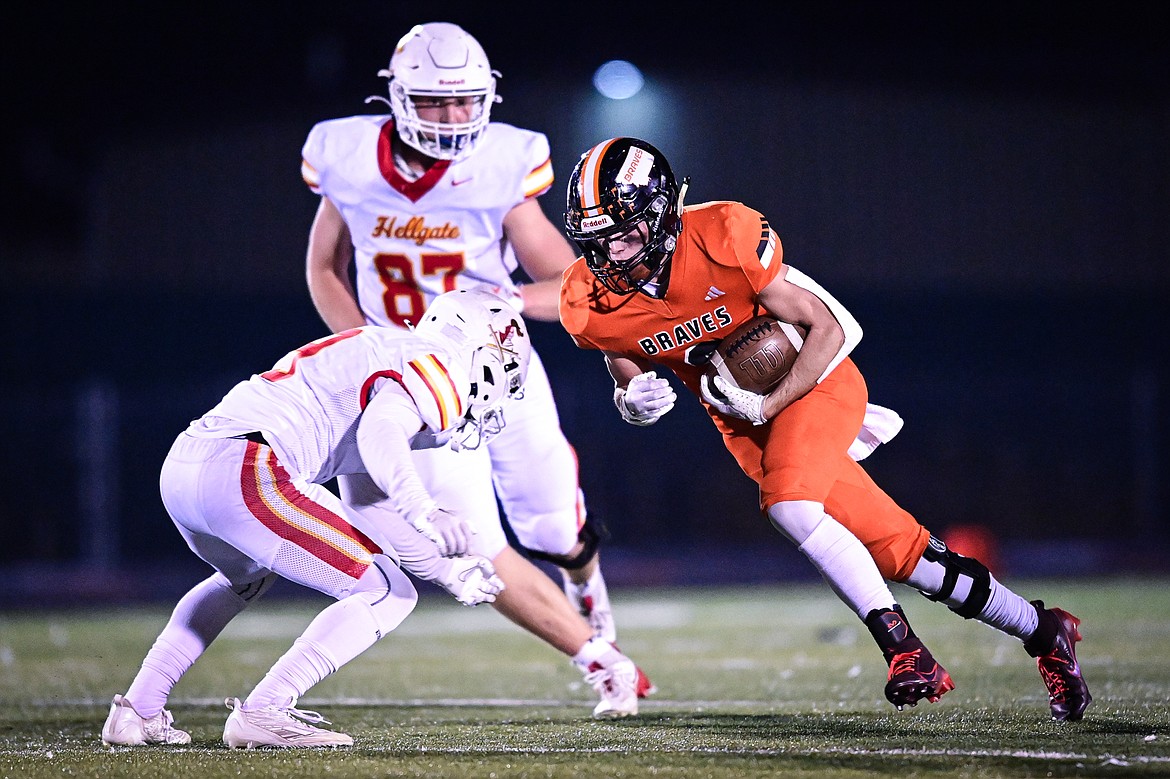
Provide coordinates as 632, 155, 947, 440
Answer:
517, 279, 563, 322
356, 411, 438, 527
761, 327, 843, 418
375, 510, 448, 581
308, 273, 367, 332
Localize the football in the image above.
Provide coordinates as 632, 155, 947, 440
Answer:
706, 316, 806, 394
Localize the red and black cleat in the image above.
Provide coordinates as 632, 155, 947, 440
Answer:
865, 605, 955, 710
885, 643, 956, 708
1025, 601, 1092, 721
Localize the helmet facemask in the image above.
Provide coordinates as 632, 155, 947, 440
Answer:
450, 343, 514, 451
412, 288, 531, 450
578, 195, 677, 297
387, 81, 496, 161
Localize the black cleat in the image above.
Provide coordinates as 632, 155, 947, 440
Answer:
1025, 601, 1092, 721
885, 642, 956, 709
866, 605, 955, 709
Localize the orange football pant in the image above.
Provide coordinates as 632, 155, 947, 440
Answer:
718, 358, 930, 582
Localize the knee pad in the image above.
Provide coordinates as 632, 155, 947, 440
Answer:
914, 535, 992, 619
766, 500, 827, 545
349, 556, 418, 636
521, 513, 609, 570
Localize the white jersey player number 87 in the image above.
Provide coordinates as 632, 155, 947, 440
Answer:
372, 250, 464, 327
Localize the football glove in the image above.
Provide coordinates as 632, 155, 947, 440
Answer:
700, 373, 768, 425
434, 555, 505, 606
410, 507, 474, 557
615, 371, 677, 426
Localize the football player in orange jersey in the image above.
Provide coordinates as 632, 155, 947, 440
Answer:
559, 137, 1091, 721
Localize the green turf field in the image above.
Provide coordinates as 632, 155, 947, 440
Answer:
1, 578, 1168, 777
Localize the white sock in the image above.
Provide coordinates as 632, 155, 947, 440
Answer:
976, 577, 1040, 640
125, 574, 247, 717
244, 595, 384, 709
798, 514, 897, 618
572, 636, 621, 669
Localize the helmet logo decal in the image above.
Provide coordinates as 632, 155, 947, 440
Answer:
581, 215, 614, 231
488, 318, 525, 366
620, 146, 653, 185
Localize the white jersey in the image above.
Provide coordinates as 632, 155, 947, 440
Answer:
300, 112, 586, 564
301, 115, 554, 328
187, 326, 470, 484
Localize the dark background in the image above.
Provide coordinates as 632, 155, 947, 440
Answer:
2, 2, 1167, 604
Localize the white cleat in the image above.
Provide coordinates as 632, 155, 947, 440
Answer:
222, 697, 353, 749
583, 658, 639, 719
101, 694, 191, 746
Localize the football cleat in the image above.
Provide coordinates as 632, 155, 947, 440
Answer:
635, 664, 657, 699
222, 697, 353, 749
604, 638, 655, 699
1025, 601, 1092, 721
865, 605, 955, 709
583, 658, 640, 719
101, 694, 191, 746
885, 643, 956, 709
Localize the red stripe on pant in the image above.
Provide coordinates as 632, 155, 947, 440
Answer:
239, 440, 381, 578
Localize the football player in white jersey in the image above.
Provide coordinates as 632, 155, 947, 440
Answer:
302, 22, 653, 710
100, 291, 643, 748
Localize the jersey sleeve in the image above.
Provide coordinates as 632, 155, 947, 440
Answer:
300, 120, 330, 195
695, 201, 785, 294
396, 348, 469, 434
355, 390, 439, 526
520, 131, 554, 200
558, 260, 602, 350
300, 116, 371, 196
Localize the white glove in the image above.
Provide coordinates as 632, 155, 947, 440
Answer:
700, 373, 768, 425
434, 555, 505, 606
615, 371, 677, 426
410, 508, 474, 557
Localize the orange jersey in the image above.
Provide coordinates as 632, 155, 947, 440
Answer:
562, 201, 783, 397
561, 200, 929, 581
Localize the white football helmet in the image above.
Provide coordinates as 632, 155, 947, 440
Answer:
414, 289, 531, 449
371, 22, 500, 161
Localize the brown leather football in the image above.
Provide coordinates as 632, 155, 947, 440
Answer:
707, 316, 806, 394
